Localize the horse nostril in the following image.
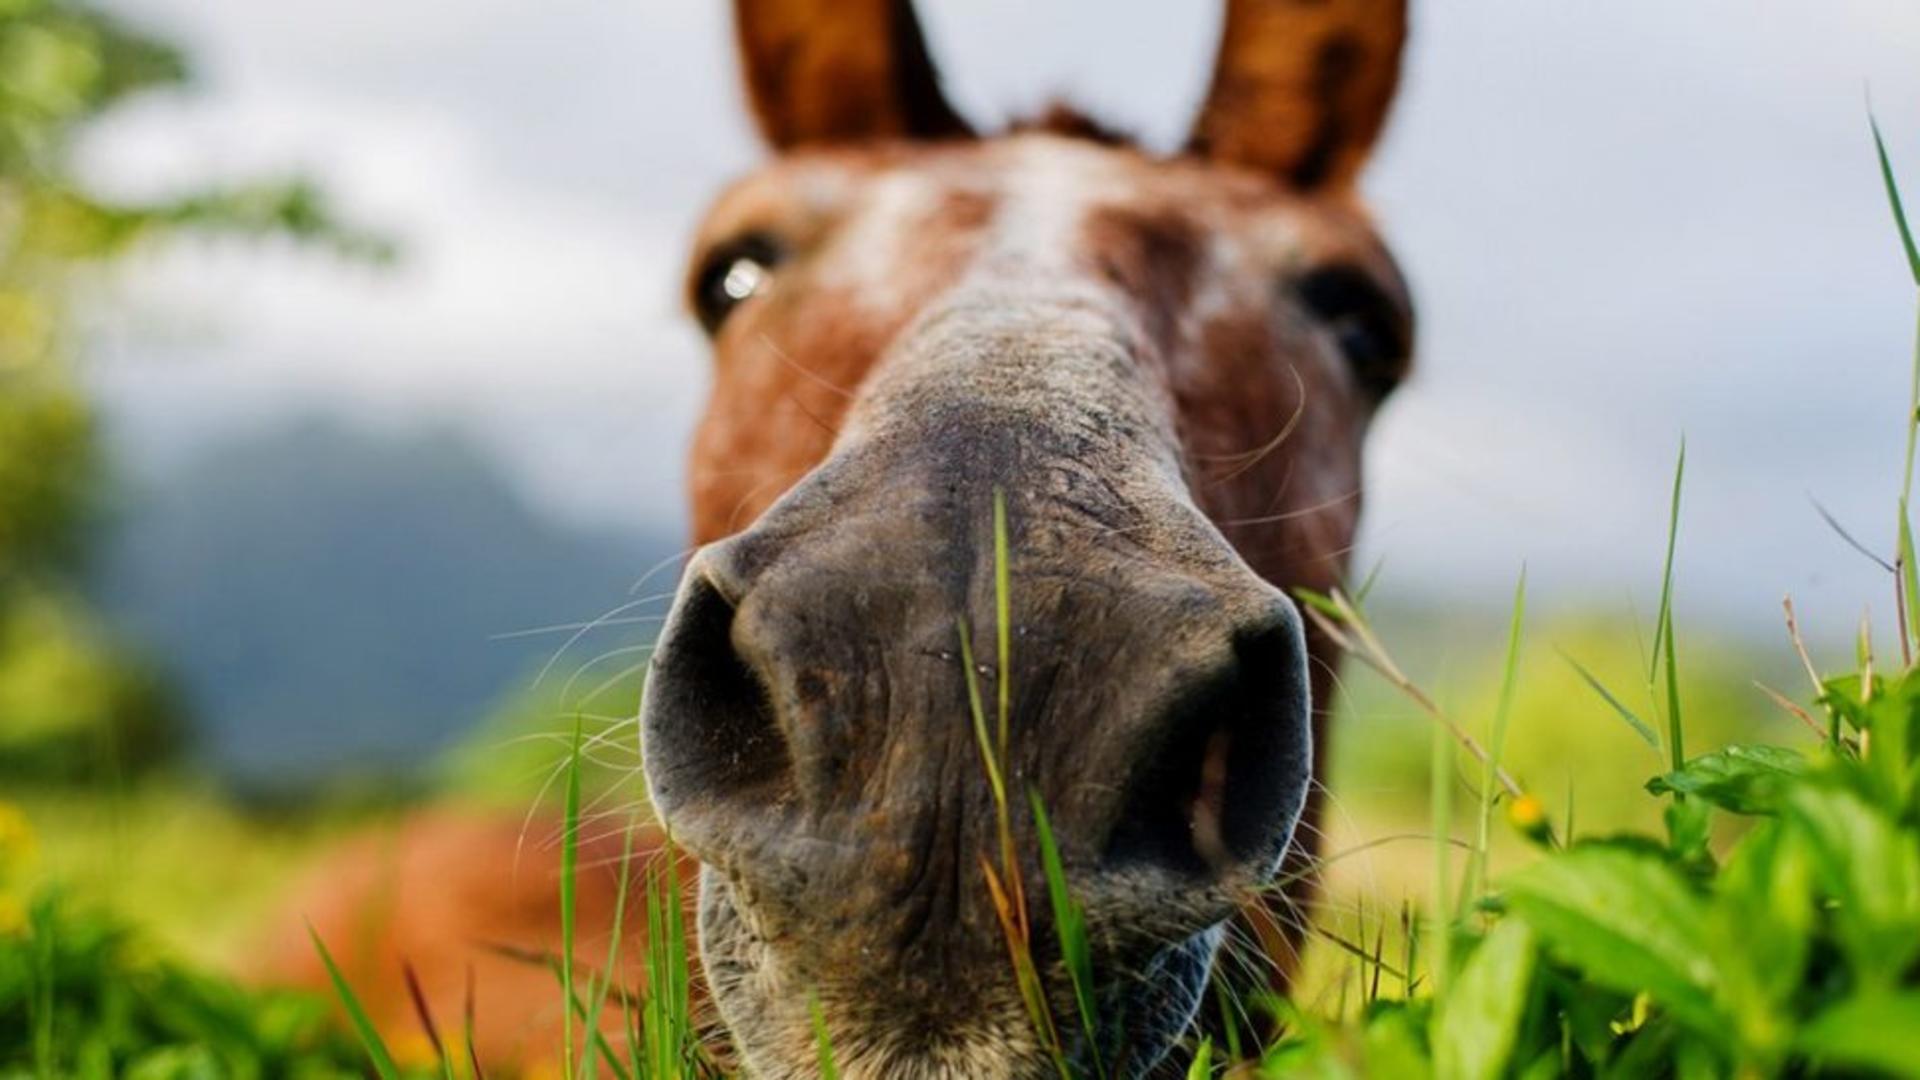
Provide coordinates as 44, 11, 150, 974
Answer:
1104, 601, 1311, 880
641, 559, 790, 835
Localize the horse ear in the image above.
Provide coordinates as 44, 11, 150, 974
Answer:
1187, 0, 1407, 191
733, 0, 970, 148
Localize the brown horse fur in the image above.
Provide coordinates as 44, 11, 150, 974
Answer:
257, 2, 1412, 1076
252, 812, 697, 1073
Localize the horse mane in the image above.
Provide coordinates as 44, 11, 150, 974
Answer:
1009, 102, 1134, 146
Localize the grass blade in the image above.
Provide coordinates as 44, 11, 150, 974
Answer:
958, 619, 1006, 807
558, 718, 582, 1079
401, 960, 454, 1080
811, 997, 842, 1080
1030, 791, 1102, 1076
1901, 509, 1920, 665
1652, 441, 1688, 773
994, 487, 1013, 765
1467, 568, 1526, 906
1186, 1037, 1213, 1079
1430, 718, 1455, 993
464, 964, 486, 1080
1560, 651, 1661, 754
307, 923, 401, 1080
1870, 111, 1920, 286
577, 819, 640, 1080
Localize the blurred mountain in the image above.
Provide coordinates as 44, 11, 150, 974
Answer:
93, 418, 681, 781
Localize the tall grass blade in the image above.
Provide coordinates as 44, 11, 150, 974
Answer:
561, 719, 582, 1080
1430, 719, 1455, 993
307, 923, 401, 1080
1186, 1037, 1213, 1079
1561, 652, 1661, 754
1648, 439, 1686, 688
1900, 510, 1920, 666
1870, 111, 1920, 286
810, 998, 842, 1080
1652, 441, 1688, 773
1468, 569, 1527, 904
994, 487, 1013, 765
1873, 112, 1920, 664
401, 960, 455, 1080
464, 964, 486, 1080
640, 843, 697, 1079
958, 619, 1007, 807
577, 819, 640, 1080
1353, 555, 1388, 606
1030, 790, 1103, 1077
980, 858, 1069, 1077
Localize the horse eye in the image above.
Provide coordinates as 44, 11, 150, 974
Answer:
693, 234, 783, 334
1295, 265, 1411, 399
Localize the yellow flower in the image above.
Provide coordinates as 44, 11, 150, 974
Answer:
1506, 793, 1552, 846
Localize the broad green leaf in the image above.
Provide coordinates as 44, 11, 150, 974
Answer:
1364, 1006, 1433, 1080
1502, 846, 1725, 1038
1710, 824, 1812, 1019
1662, 797, 1712, 869
1782, 784, 1920, 987
1796, 994, 1920, 1077
1645, 745, 1808, 814
1432, 920, 1535, 1080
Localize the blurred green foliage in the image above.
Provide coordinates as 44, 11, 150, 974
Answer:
1328, 609, 1795, 838
0, 0, 386, 786
0, 888, 400, 1080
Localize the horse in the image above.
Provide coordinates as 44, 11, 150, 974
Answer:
262, 2, 1412, 1074
641, 1, 1412, 1075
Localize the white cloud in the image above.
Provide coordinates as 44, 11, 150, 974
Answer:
78, 0, 1920, 634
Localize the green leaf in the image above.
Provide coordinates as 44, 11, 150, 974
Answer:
1711, 824, 1812, 1008
1364, 1006, 1434, 1080
1645, 745, 1808, 814
1662, 796, 1713, 867
1782, 783, 1920, 987
1502, 846, 1725, 1038
1796, 993, 1920, 1077
1432, 920, 1536, 1080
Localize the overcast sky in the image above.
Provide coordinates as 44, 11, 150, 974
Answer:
76, 0, 1920, 643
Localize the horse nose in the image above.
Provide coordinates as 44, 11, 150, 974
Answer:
1100, 592, 1313, 882
642, 521, 1314, 897
638, 549, 788, 848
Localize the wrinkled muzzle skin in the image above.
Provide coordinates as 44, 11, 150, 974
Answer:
644, 273, 1317, 1077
